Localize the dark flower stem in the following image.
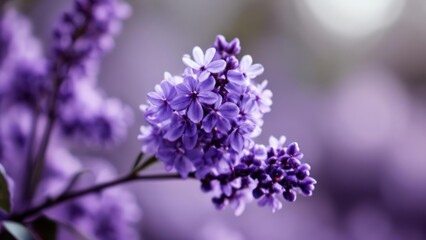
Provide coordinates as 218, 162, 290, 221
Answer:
11, 172, 193, 222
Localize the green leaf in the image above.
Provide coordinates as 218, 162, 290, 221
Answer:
31, 216, 57, 240
0, 163, 12, 213
2, 221, 33, 240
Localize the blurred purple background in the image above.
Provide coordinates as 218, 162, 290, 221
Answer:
18, 0, 426, 239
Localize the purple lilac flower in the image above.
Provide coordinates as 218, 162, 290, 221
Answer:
201, 96, 239, 134
182, 46, 226, 81
140, 35, 315, 213
0, 8, 47, 107
145, 80, 177, 123
170, 76, 218, 123
52, 0, 130, 82
227, 55, 264, 85
58, 80, 133, 145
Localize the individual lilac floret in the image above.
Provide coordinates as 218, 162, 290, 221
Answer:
145, 80, 177, 123
227, 55, 264, 85
182, 47, 226, 81
171, 76, 218, 123
201, 96, 239, 134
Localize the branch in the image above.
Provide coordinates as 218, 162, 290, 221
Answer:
11, 173, 192, 222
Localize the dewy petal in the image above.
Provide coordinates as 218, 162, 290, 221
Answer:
240, 55, 253, 71
187, 100, 203, 123
247, 63, 264, 79
192, 46, 204, 66
170, 96, 191, 110
199, 76, 216, 91
204, 47, 216, 65
227, 70, 245, 84
146, 92, 164, 106
218, 102, 239, 118
202, 112, 218, 133
183, 56, 201, 70
198, 91, 218, 105
206, 60, 226, 73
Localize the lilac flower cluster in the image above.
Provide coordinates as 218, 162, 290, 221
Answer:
1, 2, 139, 239
52, 0, 132, 144
140, 35, 316, 213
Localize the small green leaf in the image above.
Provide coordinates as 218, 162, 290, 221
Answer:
31, 216, 57, 240
2, 221, 33, 240
0, 163, 12, 213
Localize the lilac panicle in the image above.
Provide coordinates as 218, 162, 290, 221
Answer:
0, 8, 47, 107
0, 2, 140, 238
140, 35, 315, 214
50, 0, 133, 145
52, 0, 130, 82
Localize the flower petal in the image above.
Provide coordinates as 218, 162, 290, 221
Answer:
206, 60, 226, 73
247, 63, 264, 79
182, 56, 201, 70
198, 71, 210, 82
240, 55, 253, 71
199, 76, 216, 91
204, 47, 216, 65
227, 70, 245, 84
146, 92, 163, 106
229, 130, 244, 151
161, 80, 177, 100
202, 112, 218, 133
176, 81, 191, 94
187, 100, 204, 123
216, 118, 231, 133
198, 91, 218, 105
175, 156, 193, 178
170, 96, 191, 110
164, 122, 185, 141
183, 134, 198, 150
192, 46, 204, 66
219, 102, 239, 118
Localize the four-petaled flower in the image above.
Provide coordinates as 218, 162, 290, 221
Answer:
182, 46, 226, 81
202, 96, 239, 134
146, 80, 177, 123
171, 76, 218, 123
227, 55, 264, 85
